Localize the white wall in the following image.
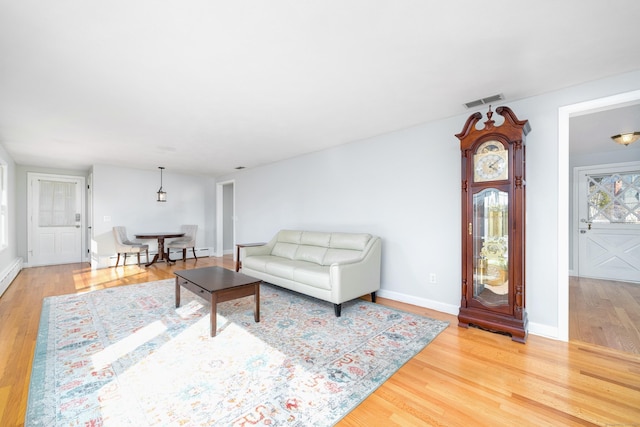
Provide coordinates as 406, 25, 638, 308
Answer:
217, 70, 640, 340
224, 115, 466, 316
91, 164, 215, 267
0, 142, 18, 294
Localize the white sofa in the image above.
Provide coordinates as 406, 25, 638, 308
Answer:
240, 230, 381, 316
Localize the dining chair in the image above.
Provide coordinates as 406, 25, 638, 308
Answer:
112, 226, 149, 267
166, 224, 198, 262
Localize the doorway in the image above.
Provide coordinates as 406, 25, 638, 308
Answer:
27, 172, 86, 266
215, 180, 235, 258
559, 88, 640, 342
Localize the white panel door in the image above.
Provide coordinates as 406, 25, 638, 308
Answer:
577, 163, 640, 283
28, 173, 85, 266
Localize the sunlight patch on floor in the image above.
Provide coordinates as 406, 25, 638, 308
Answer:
92, 320, 167, 370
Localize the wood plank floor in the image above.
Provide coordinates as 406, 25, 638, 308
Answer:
569, 275, 640, 354
1, 257, 639, 426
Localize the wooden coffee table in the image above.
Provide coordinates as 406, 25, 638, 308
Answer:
174, 266, 261, 337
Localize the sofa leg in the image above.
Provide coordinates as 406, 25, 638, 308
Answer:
334, 303, 342, 317
371, 291, 377, 303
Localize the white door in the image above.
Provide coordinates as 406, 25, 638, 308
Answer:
28, 173, 86, 266
576, 163, 640, 283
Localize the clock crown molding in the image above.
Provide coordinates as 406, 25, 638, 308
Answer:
455, 106, 531, 150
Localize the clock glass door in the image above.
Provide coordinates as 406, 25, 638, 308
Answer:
472, 188, 509, 307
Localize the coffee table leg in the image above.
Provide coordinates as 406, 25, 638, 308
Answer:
210, 292, 218, 337
175, 277, 181, 308
254, 283, 260, 322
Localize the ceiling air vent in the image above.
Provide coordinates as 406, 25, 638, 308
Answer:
464, 94, 504, 109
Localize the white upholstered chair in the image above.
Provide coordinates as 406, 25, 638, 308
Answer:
166, 224, 198, 262
112, 226, 149, 267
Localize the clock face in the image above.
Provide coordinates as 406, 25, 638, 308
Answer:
474, 152, 508, 182
474, 140, 508, 182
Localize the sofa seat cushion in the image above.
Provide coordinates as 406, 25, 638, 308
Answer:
242, 255, 331, 290
265, 258, 299, 280
242, 254, 272, 271
243, 255, 297, 277
292, 263, 331, 290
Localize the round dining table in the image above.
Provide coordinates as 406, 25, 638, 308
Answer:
134, 232, 185, 267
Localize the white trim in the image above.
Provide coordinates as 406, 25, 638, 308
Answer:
378, 288, 559, 339
377, 288, 459, 316
0, 257, 22, 297
557, 89, 640, 342
528, 322, 559, 340
215, 179, 235, 258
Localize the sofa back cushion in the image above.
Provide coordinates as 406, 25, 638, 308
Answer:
272, 242, 298, 259
278, 230, 302, 244
329, 233, 371, 250
322, 248, 363, 265
300, 231, 331, 247
271, 230, 373, 265
294, 245, 327, 264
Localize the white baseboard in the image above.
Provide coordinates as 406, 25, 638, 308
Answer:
377, 288, 459, 316
377, 287, 561, 340
167, 247, 210, 261
528, 322, 560, 340
0, 257, 23, 297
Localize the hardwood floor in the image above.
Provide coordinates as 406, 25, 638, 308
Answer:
1, 257, 639, 426
569, 275, 640, 354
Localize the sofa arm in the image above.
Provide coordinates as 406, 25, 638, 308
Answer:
330, 237, 381, 304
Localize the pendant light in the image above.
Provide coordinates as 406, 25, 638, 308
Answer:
157, 167, 167, 202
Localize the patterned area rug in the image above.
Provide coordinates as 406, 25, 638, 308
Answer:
26, 279, 448, 426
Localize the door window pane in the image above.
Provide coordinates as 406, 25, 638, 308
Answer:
587, 172, 640, 224
38, 180, 76, 227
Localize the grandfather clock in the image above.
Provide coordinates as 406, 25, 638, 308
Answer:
456, 106, 530, 343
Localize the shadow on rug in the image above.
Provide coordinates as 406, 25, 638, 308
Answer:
26, 279, 448, 426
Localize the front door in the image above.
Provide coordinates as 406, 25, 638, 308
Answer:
27, 173, 86, 266
576, 162, 640, 283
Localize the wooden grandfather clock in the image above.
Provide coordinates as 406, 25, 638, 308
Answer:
456, 106, 530, 343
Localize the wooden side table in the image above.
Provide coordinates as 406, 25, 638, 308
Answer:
235, 242, 266, 272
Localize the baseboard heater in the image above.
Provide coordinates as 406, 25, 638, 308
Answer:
0, 258, 23, 297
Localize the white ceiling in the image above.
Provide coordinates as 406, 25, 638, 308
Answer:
1, 1, 640, 176
570, 103, 640, 157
